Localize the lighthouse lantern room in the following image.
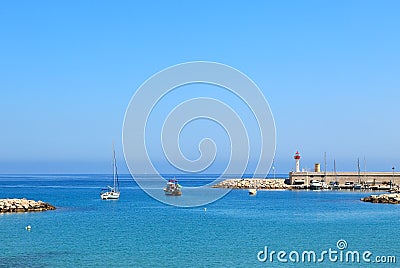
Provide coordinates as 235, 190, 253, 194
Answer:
294, 151, 301, 172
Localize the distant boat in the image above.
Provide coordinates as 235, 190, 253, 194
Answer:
321, 181, 330, 190
343, 181, 355, 189
353, 183, 362, 190
309, 180, 322, 190
330, 181, 340, 190
100, 145, 120, 200
249, 189, 257, 196
164, 179, 182, 196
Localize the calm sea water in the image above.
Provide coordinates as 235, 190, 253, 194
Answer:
0, 174, 399, 267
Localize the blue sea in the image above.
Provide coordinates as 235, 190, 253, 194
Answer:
0, 174, 399, 267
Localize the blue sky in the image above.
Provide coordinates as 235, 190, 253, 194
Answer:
0, 1, 399, 174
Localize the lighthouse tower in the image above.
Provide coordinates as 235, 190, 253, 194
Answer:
294, 151, 301, 172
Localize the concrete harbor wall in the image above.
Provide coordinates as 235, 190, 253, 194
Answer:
288, 151, 400, 188
289, 171, 400, 186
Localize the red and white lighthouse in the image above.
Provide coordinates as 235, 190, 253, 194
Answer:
294, 151, 301, 172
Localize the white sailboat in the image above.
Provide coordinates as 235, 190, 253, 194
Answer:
100, 145, 120, 200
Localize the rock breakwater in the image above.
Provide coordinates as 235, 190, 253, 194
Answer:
361, 193, 400, 204
0, 198, 56, 213
212, 178, 289, 190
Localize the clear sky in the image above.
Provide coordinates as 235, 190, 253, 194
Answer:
0, 1, 399, 174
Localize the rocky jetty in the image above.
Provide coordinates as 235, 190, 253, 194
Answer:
0, 198, 56, 213
361, 193, 400, 204
388, 187, 400, 194
212, 178, 289, 190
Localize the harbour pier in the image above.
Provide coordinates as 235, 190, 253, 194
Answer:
289, 171, 400, 189
289, 151, 400, 190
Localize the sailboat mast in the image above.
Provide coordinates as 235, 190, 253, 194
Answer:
324, 152, 327, 180
115, 151, 119, 190
364, 156, 366, 181
112, 143, 117, 189
357, 158, 360, 183
114, 144, 119, 190
113, 146, 115, 188
334, 159, 337, 181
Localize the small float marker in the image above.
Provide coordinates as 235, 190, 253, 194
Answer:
25, 225, 31, 231
204, 207, 207, 212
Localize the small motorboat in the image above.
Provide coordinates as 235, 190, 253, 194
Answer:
321, 181, 330, 190
309, 180, 322, 190
164, 179, 182, 196
342, 181, 355, 189
330, 181, 340, 190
